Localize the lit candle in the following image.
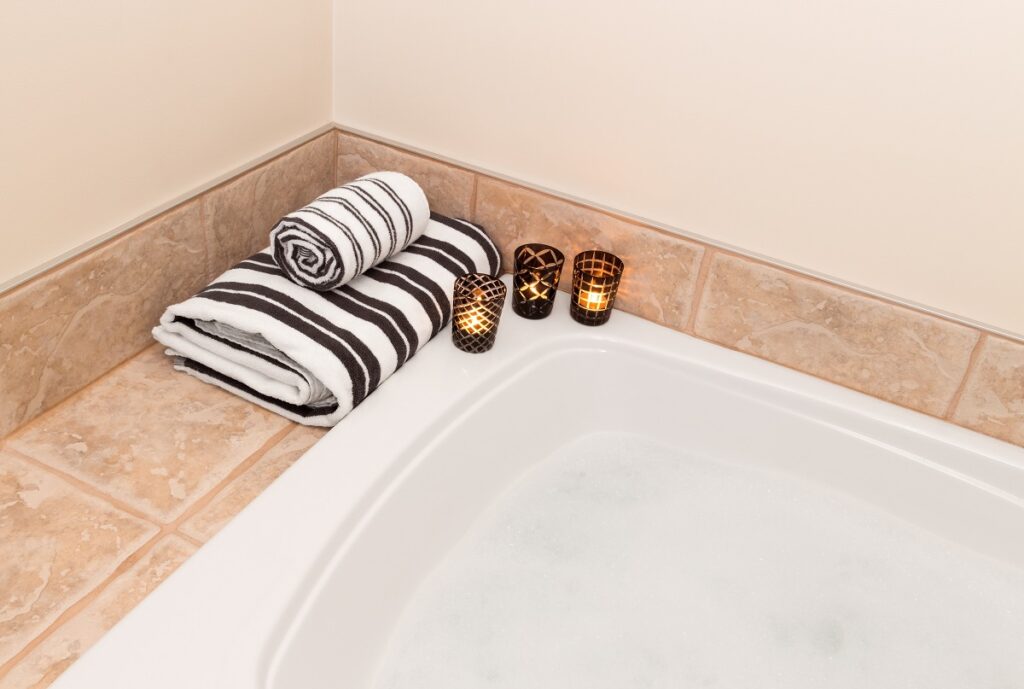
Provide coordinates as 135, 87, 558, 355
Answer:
512, 244, 565, 320
455, 296, 488, 334
452, 274, 507, 353
570, 250, 624, 326
519, 279, 543, 300
578, 287, 609, 311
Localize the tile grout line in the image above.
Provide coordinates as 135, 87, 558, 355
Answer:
198, 192, 210, 281
175, 531, 205, 549
168, 422, 297, 537
6, 447, 160, 526
469, 174, 480, 220
684, 247, 715, 334
332, 127, 340, 187
943, 333, 988, 420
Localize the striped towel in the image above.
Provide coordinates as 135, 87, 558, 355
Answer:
152, 213, 500, 426
270, 171, 429, 291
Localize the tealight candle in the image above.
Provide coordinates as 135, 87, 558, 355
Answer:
452, 273, 507, 353
578, 288, 609, 311
512, 243, 565, 320
569, 250, 624, 326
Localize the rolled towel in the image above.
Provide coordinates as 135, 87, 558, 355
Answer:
270, 171, 429, 291
152, 213, 500, 426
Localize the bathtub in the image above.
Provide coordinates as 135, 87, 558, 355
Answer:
54, 277, 1024, 688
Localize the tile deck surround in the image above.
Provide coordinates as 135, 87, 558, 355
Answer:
0, 346, 322, 686
0, 123, 1022, 687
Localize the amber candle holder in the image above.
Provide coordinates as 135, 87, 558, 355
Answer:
512, 243, 565, 320
570, 250, 624, 326
452, 273, 508, 353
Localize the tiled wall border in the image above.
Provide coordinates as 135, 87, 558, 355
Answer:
332, 126, 1024, 448
1, 124, 1022, 447
0, 130, 337, 437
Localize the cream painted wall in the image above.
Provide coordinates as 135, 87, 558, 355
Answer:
0, 0, 331, 286
332, 0, 1024, 335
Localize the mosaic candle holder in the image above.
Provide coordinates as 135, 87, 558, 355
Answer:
569, 250, 624, 326
512, 243, 565, 320
452, 273, 508, 353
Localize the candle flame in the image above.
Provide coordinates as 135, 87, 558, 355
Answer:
519, 279, 544, 300
579, 289, 608, 311
457, 308, 488, 334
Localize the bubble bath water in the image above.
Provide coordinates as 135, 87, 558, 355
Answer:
372, 432, 1024, 689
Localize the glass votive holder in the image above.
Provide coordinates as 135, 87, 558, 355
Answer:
570, 250, 624, 326
512, 243, 565, 320
452, 273, 508, 353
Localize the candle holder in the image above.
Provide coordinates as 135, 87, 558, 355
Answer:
452, 273, 508, 353
512, 243, 565, 320
570, 250, 624, 326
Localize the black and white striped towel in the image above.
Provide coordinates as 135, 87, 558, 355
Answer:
152, 213, 500, 426
270, 171, 429, 291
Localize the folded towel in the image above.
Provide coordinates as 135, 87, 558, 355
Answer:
153, 213, 500, 425
270, 171, 429, 291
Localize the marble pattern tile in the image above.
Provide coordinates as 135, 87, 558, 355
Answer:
952, 337, 1024, 446
205, 133, 336, 278
0, 450, 156, 668
694, 253, 980, 416
7, 346, 291, 522
0, 534, 196, 689
251, 133, 336, 261
181, 425, 326, 542
202, 168, 260, 279
0, 200, 207, 438
336, 131, 475, 219
473, 177, 706, 330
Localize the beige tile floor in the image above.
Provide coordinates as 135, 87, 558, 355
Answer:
0, 345, 326, 687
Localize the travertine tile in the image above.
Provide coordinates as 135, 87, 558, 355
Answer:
952, 337, 1024, 446
0, 451, 156, 668
336, 131, 475, 219
181, 425, 326, 542
202, 168, 260, 278
0, 201, 207, 438
206, 133, 335, 280
694, 253, 979, 416
473, 177, 705, 329
251, 133, 336, 251
0, 534, 195, 689
7, 346, 291, 522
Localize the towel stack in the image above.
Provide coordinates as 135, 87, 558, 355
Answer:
153, 172, 500, 426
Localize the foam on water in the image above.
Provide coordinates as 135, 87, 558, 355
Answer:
371, 432, 1024, 689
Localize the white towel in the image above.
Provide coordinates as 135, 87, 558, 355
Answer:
153, 214, 500, 426
270, 171, 429, 291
